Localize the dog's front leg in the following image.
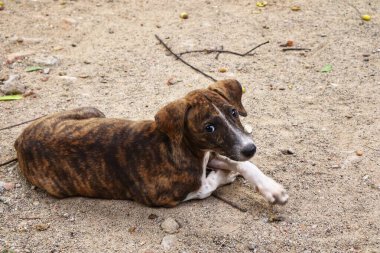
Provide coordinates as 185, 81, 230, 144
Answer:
183, 169, 234, 202
208, 156, 289, 205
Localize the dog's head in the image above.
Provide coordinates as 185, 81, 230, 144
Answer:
155, 79, 256, 161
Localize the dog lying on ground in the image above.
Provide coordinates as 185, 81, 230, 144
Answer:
15, 79, 288, 207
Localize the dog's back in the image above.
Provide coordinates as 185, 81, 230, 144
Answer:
15, 107, 202, 206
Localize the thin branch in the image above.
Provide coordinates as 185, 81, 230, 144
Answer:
215, 45, 223, 60
282, 48, 311, 52
0, 115, 45, 131
212, 192, 247, 212
155, 35, 217, 82
178, 41, 270, 57
19, 216, 42, 220
0, 157, 17, 167
242, 40, 270, 55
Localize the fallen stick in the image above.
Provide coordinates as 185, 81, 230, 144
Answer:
282, 48, 311, 52
178, 41, 270, 57
155, 35, 217, 82
0, 115, 45, 131
0, 158, 17, 167
212, 192, 248, 212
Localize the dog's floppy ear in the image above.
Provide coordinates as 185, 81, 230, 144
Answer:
208, 79, 247, 117
155, 99, 188, 143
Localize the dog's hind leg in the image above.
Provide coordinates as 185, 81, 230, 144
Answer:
49, 107, 106, 121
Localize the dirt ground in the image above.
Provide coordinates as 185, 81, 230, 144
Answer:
1, 0, 379, 252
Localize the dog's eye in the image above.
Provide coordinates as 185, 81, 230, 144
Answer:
231, 109, 238, 118
205, 124, 216, 133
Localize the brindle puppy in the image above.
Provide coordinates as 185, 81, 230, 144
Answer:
15, 79, 288, 207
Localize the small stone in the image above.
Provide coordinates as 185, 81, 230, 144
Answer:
161, 235, 177, 251
356, 150, 364, 156
280, 148, 295, 155
0, 72, 9, 81
148, 214, 158, 219
32, 55, 59, 66
0, 197, 10, 205
128, 226, 136, 233
312, 224, 317, 229
160, 217, 180, 234
108, 28, 114, 34
43, 68, 50, 74
248, 242, 258, 252
68, 217, 75, 222
3, 182, 15, 191
0, 74, 26, 95
83, 60, 91, 64
331, 165, 340, 169
33, 201, 40, 206
15, 183, 21, 188
63, 213, 70, 218
35, 223, 50, 231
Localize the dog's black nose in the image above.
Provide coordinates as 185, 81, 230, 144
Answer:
241, 144, 256, 158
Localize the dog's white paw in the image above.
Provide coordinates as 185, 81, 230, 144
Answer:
256, 177, 288, 205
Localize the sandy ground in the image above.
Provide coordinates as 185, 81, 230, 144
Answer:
1, 0, 380, 252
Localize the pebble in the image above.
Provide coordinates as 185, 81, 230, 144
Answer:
0, 74, 26, 95
32, 55, 60, 66
247, 242, 258, 252
63, 213, 70, 218
0, 197, 10, 205
43, 68, 50, 74
160, 217, 180, 234
0, 181, 15, 192
35, 223, 50, 231
161, 235, 177, 251
280, 148, 295, 155
148, 213, 158, 220
6, 50, 35, 64
0, 72, 9, 81
355, 150, 363, 156
33, 201, 40, 206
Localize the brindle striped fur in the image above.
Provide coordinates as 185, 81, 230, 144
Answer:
15, 79, 247, 207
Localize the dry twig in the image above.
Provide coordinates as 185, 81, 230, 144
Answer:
178, 40, 270, 57
212, 192, 248, 212
155, 35, 217, 82
0, 115, 45, 131
282, 48, 311, 52
0, 158, 17, 168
